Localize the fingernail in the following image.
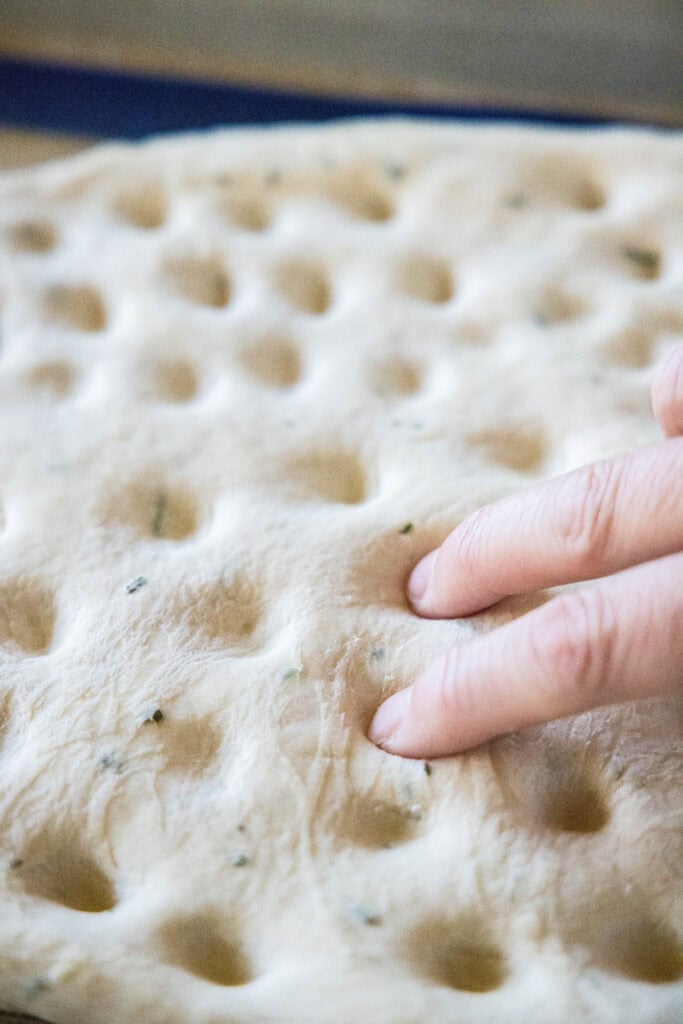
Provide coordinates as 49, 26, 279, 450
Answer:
408, 550, 437, 606
369, 688, 411, 747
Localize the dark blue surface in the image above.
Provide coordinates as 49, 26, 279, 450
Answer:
0, 56, 620, 139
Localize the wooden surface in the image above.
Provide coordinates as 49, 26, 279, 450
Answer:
1, 0, 681, 124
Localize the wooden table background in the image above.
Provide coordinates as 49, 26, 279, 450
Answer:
1, 0, 681, 136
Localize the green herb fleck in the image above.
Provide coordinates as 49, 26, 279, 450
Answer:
9, 856, 23, 869
265, 169, 282, 185
26, 977, 51, 997
151, 492, 167, 536
231, 853, 250, 867
505, 193, 527, 209
236, 823, 246, 833
99, 753, 125, 775
620, 246, 660, 277
370, 647, 385, 661
352, 904, 382, 926
424, 761, 432, 776
399, 522, 413, 535
384, 161, 406, 180
144, 708, 164, 724
126, 575, 147, 594
282, 667, 300, 681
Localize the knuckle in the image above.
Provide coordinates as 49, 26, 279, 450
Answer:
527, 591, 616, 707
430, 646, 475, 721
412, 644, 482, 754
432, 647, 460, 715
553, 461, 618, 571
446, 505, 492, 576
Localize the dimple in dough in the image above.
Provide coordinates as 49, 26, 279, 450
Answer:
0, 120, 681, 1024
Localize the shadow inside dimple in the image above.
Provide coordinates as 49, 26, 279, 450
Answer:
114, 184, 167, 230
274, 259, 331, 315
395, 254, 453, 304
405, 918, 507, 992
159, 913, 251, 986
591, 917, 683, 983
42, 284, 106, 332
339, 796, 420, 849
239, 336, 302, 389
490, 732, 610, 834
104, 479, 199, 541
372, 357, 422, 397
26, 360, 75, 397
287, 449, 368, 504
151, 359, 198, 402
0, 579, 56, 655
10, 219, 57, 252
16, 838, 115, 913
172, 573, 265, 653
163, 255, 230, 308
467, 426, 548, 474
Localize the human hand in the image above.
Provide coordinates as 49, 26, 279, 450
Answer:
369, 342, 683, 759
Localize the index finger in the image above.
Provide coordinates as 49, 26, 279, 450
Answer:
409, 437, 683, 619
373, 552, 683, 759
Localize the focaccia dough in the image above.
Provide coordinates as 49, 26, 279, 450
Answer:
0, 120, 681, 1024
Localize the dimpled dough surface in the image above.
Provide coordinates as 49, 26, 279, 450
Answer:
0, 120, 681, 1024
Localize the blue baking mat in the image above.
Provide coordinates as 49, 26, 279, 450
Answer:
0, 55, 619, 139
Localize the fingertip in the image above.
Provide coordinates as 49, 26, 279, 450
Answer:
652, 341, 683, 438
370, 646, 501, 759
368, 687, 412, 748
371, 652, 480, 759
407, 549, 438, 611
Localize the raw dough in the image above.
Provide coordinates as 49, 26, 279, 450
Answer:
0, 120, 681, 1024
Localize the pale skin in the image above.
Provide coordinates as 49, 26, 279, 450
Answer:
369, 341, 683, 759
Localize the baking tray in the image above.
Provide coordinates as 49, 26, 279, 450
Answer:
1, 0, 681, 126
0, 54, 619, 145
